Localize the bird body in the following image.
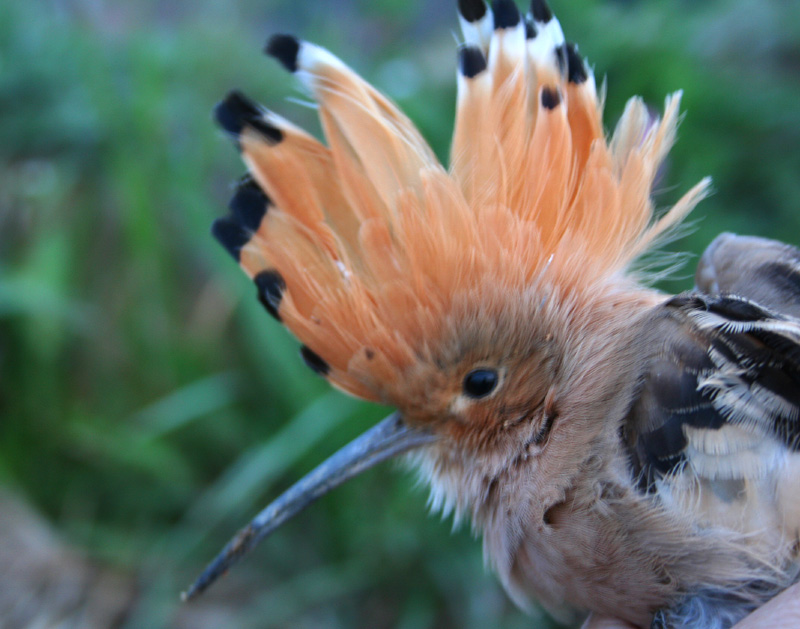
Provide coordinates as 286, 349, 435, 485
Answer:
416, 272, 800, 627
190, 1, 800, 626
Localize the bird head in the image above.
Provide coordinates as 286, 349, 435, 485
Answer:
187, 0, 709, 599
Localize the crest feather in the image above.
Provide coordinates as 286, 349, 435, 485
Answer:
213, 1, 709, 403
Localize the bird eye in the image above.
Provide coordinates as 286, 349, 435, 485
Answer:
463, 369, 499, 398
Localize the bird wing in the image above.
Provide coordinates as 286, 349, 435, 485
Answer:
696, 232, 800, 318
624, 234, 800, 492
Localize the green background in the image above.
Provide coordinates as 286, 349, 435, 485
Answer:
2, 0, 799, 626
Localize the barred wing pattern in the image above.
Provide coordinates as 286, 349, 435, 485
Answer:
626, 234, 800, 546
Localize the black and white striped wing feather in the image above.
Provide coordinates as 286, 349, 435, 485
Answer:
626, 234, 800, 504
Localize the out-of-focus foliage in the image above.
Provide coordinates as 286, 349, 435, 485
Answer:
1, 0, 798, 626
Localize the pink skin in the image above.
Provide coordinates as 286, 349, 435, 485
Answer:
581, 582, 800, 629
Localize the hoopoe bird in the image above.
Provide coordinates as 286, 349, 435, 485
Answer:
186, 0, 800, 626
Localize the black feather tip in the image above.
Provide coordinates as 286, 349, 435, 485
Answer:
254, 270, 286, 322
265, 34, 300, 73
229, 177, 270, 232
492, 0, 520, 29
530, 0, 553, 23
458, 45, 487, 78
458, 0, 487, 23
540, 86, 561, 110
213, 176, 270, 262
212, 217, 250, 262
214, 91, 283, 144
525, 16, 537, 39
565, 43, 588, 84
300, 346, 330, 376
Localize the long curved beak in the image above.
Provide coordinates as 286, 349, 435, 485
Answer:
182, 411, 436, 601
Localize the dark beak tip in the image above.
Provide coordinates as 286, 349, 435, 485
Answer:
185, 411, 435, 599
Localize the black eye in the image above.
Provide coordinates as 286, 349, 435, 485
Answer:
463, 369, 499, 398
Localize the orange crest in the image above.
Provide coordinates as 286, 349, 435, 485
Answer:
212, 0, 708, 406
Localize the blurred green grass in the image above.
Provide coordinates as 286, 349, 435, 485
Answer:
1, 0, 799, 627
